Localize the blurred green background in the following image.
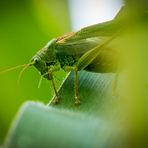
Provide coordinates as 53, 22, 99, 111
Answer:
0, 0, 70, 143
0, 0, 148, 146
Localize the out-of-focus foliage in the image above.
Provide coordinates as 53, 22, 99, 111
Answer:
0, 0, 70, 144
1, 0, 148, 147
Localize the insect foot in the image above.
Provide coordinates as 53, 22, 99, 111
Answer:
75, 96, 81, 106
52, 95, 60, 104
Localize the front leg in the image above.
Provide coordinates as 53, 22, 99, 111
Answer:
50, 72, 60, 104
48, 63, 61, 104
63, 66, 80, 105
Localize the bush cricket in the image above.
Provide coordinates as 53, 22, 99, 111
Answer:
1, 7, 124, 105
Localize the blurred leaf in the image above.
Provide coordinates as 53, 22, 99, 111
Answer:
0, 0, 70, 144
4, 72, 123, 148
32, 0, 70, 36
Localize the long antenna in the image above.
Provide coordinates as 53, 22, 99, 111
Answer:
17, 62, 34, 84
0, 64, 29, 74
0, 62, 35, 84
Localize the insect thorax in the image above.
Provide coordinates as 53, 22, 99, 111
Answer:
56, 53, 78, 68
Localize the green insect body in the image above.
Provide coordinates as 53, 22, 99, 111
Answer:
30, 5, 126, 105
1, 7, 123, 105
32, 37, 101, 75
31, 33, 118, 105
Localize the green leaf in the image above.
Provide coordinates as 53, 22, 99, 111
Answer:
50, 72, 117, 116
4, 72, 123, 148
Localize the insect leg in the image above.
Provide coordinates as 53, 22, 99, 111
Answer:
74, 66, 80, 105
65, 6, 123, 42
49, 71, 60, 104
77, 36, 116, 71
63, 66, 80, 105
48, 63, 61, 104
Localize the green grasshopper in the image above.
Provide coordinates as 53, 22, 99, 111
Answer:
29, 7, 123, 105
31, 34, 119, 105
1, 7, 123, 105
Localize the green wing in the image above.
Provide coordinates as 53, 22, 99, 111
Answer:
66, 6, 124, 42
55, 37, 106, 57
55, 6, 124, 70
